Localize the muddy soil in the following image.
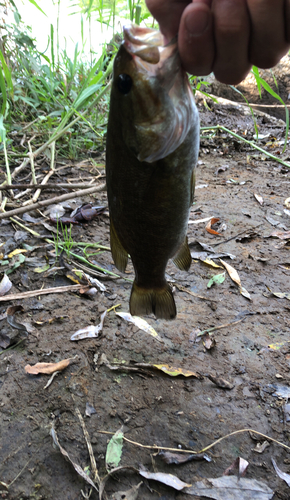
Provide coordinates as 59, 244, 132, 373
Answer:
1, 76, 290, 500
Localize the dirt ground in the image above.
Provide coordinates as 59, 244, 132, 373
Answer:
1, 62, 290, 500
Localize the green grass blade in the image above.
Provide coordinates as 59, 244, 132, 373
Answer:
251, 68, 289, 152
0, 66, 7, 116
27, 0, 47, 16
230, 85, 258, 138
0, 50, 13, 97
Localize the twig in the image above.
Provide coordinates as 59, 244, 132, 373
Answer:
196, 316, 246, 337
0, 183, 101, 191
97, 427, 290, 454
175, 283, 218, 302
23, 141, 56, 206
27, 135, 37, 185
0, 284, 85, 302
74, 401, 100, 486
0, 183, 106, 220
8, 452, 37, 489
211, 224, 263, 247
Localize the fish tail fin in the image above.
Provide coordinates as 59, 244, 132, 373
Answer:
130, 281, 176, 320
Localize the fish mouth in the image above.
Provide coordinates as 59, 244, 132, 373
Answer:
123, 23, 177, 73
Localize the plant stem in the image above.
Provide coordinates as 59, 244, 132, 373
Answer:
200, 125, 290, 168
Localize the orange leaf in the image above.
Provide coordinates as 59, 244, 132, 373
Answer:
25, 358, 74, 375
206, 217, 221, 236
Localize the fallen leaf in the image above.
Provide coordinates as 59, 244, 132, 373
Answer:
220, 259, 251, 300
207, 374, 234, 390
266, 216, 287, 230
106, 428, 124, 471
203, 333, 216, 350
188, 216, 213, 225
116, 312, 163, 342
71, 310, 107, 341
6, 305, 28, 333
272, 457, 290, 488
207, 272, 225, 288
270, 230, 290, 239
139, 470, 191, 490
159, 451, 211, 465
7, 248, 28, 258
184, 476, 274, 499
254, 193, 264, 206
0, 332, 12, 349
33, 264, 50, 273
190, 240, 236, 260
0, 274, 12, 296
86, 402, 97, 417
269, 290, 290, 301
203, 258, 222, 268
152, 364, 200, 378
270, 384, 290, 398
253, 441, 270, 453
50, 425, 98, 491
206, 217, 222, 236
111, 481, 143, 500
223, 457, 249, 477
215, 165, 229, 175
25, 357, 75, 374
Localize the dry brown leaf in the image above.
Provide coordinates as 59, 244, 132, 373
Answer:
220, 259, 251, 300
25, 357, 76, 375
270, 230, 290, 240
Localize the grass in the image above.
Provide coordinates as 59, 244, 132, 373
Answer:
0, 0, 288, 177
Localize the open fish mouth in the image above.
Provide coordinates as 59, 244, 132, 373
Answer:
123, 23, 177, 72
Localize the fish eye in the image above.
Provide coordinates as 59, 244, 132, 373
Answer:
117, 74, 132, 95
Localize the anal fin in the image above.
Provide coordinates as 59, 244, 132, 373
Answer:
130, 281, 176, 320
110, 218, 128, 272
172, 236, 191, 271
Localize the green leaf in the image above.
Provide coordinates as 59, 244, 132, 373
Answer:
27, 0, 47, 16
251, 66, 289, 152
105, 428, 124, 471
0, 115, 6, 143
207, 272, 225, 288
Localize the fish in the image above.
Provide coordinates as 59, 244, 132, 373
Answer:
106, 24, 200, 320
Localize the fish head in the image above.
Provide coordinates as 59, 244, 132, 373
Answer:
110, 24, 196, 163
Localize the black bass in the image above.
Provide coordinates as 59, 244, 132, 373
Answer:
106, 24, 199, 319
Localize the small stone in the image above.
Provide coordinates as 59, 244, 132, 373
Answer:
276, 373, 283, 379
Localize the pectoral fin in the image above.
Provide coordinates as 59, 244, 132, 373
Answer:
172, 236, 191, 271
110, 218, 128, 272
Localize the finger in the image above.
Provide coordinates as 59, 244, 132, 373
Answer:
212, 0, 251, 84
248, 0, 289, 68
178, 1, 215, 76
145, 0, 191, 41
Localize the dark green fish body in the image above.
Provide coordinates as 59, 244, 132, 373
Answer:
106, 25, 199, 319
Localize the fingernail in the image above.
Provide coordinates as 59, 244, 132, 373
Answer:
185, 9, 209, 36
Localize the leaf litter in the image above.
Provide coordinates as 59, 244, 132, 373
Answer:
1, 56, 290, 500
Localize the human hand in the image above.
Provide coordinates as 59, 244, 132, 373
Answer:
145, 0, 290, 84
